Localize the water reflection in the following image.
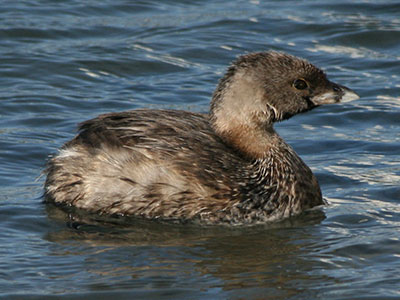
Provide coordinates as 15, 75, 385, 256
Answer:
43, 204, 328, 298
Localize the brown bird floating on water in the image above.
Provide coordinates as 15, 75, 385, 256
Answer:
44, 51, 359, 225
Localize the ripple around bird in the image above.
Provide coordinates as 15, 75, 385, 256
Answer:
0, 1, 399, 299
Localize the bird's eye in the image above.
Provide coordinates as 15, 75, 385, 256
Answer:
293, 79, 308, 90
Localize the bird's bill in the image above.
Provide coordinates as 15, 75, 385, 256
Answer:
311, 84, 360, 105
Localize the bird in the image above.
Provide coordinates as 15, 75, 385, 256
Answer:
44, 51, 359, 225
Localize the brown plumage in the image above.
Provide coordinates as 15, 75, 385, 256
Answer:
44, 51, 359, 225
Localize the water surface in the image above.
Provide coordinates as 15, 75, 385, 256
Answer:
1, 1, 399, 299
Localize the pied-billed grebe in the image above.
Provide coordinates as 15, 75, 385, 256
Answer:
44, 51, 359, 225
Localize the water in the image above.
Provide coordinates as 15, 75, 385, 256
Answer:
1, 0, 399, 298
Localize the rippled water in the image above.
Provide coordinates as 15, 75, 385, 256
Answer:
1, 0, 399, 299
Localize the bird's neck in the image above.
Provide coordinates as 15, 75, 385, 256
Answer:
209, 69, 280, 159
215, 122, 282, 159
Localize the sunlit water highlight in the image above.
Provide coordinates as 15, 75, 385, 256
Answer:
0, 1, 399, 299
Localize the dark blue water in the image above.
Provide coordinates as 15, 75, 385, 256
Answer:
1, 1, 399, 299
